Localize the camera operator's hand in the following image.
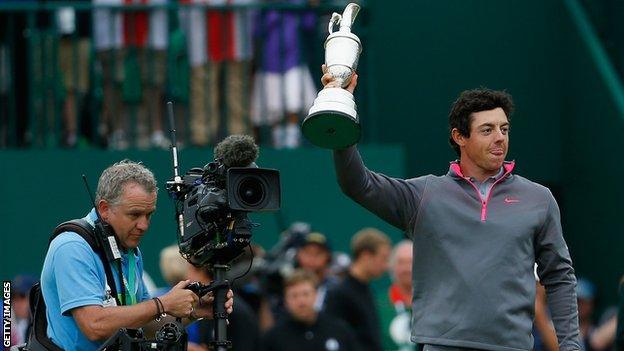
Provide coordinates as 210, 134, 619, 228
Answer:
190, 289, 234, 320
159, 280, 199, 318
321, 64, 358, 94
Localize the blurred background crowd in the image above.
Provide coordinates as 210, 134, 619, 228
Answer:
0, 0, 352, 150
8, 222, 624, 350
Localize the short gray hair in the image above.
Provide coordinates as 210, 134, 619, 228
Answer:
389, 239, 413, 268
96, 159, 158, 205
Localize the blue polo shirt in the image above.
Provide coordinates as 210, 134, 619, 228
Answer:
40, 209, 151, 350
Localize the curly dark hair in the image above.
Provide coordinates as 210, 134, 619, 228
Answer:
448, 89, 514, 156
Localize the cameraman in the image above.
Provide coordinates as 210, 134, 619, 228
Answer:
40, 160, 233, 350
294, 231, 337, 310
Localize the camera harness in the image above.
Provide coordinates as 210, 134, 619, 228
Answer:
24, 217, 135, 351
51, 218, 136, 307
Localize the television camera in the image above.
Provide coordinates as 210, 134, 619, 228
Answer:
163, 104, 280, 350
166, 135, 280, 268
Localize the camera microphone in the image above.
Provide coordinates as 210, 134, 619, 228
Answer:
213, 134, 259, 168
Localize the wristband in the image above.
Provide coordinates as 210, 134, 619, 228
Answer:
152, 297, 166, 321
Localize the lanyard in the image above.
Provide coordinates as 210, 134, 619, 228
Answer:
116, 252, 137, 305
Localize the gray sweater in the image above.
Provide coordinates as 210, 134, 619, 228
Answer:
334, 146, 580, 351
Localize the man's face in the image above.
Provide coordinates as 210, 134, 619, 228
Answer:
284, 281, 317, 324
366, 244, 391, 279
12, 293, 29, 319
99, 182, 157, 249
296, 244, 331, 277
455, 107, 510, 174
392, 244, 412, 290
577, 298, 594, 321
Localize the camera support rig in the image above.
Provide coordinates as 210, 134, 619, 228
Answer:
184, 269, 232, 351
165, 102, 280, 350
164, 102, 233, 350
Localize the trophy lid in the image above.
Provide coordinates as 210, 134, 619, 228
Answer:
325, 2, 362, 51
328, 3, 361, 35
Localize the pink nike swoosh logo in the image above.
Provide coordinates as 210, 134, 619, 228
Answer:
504, 197, 520, 203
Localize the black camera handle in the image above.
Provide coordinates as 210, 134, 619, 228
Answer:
184, 264, 231, 350
184, 278, 229, 298
211, 264, 231, 351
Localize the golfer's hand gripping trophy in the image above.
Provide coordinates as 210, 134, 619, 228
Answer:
301, 3, 362, 149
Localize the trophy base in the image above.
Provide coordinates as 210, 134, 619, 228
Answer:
302, 88, 361, 149
302, 110, 361, 150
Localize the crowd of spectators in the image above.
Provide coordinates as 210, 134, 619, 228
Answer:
0, 0, 348, 149
8, 221, 624, 350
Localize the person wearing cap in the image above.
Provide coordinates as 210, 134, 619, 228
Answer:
576, 277, 597, 350
10, 274, 38, 346
295, 231, 338, 310
575, 277, 619, 351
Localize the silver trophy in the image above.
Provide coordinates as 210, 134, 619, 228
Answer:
302, 3, 362, 149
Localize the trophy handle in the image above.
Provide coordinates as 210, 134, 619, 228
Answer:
328, 13, 342, 34
340, 3, 360, 31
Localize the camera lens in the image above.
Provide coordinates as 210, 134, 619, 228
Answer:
227, 167, 279, 211
237, 177, 265, 207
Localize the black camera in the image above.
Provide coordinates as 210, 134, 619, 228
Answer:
165, 130, 280, 350
167, 135, 281, 268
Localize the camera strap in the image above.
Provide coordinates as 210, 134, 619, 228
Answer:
51, 219, 122, 306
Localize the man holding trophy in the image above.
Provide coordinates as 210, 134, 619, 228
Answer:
304, 3, 581, 351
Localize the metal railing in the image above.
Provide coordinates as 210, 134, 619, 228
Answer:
0, 1, 368, 149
